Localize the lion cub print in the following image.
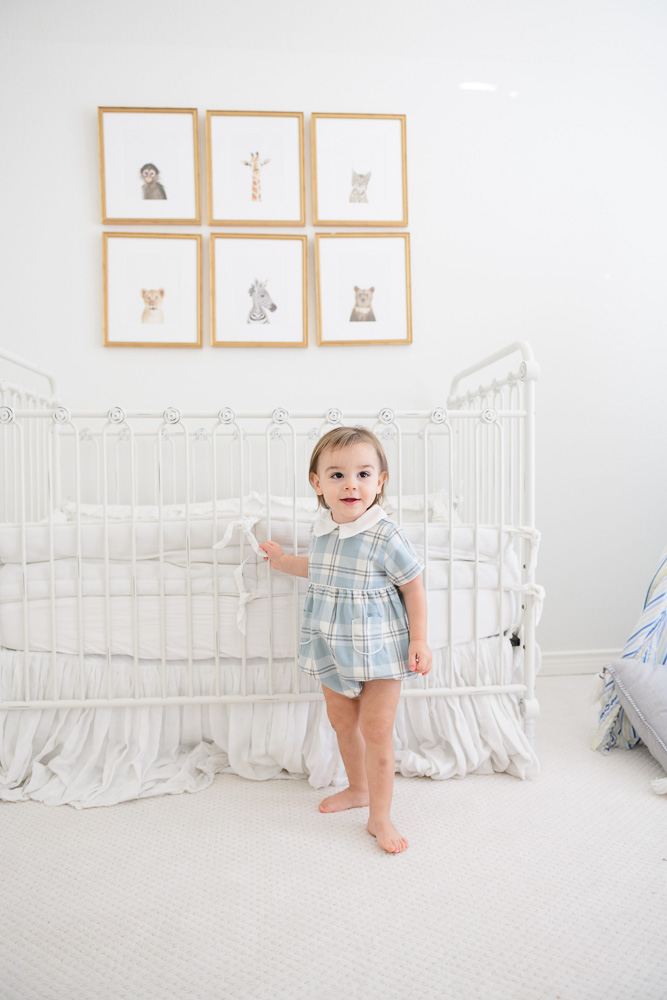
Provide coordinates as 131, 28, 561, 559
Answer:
141, 289, 165, 324
349, 286, 376, 322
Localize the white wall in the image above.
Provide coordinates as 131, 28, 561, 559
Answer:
1, 0, 665, 656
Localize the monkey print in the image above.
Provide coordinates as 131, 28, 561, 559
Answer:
140, 163, 167, 200
349, 286, 376, 322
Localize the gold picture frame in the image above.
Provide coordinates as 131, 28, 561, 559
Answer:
103, 233, 202, 348
206, 111, 306, 227
311, 113, 408, 227
211, 234, 308, 347
315, 233, 412, 346
98, 107, 201, 225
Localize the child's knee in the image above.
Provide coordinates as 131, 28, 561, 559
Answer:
359, 717, 394, 745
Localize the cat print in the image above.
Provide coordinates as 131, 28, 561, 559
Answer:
350, 169, 371, 203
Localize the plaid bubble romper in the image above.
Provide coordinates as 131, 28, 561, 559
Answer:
299, 505, 424, 698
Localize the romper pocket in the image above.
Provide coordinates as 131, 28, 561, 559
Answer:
352, 617, 384, 656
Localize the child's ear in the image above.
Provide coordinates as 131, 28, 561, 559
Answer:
378, 470, 388, 489
309, 471, 323, 495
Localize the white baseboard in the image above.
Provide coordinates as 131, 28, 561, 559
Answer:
540, 649, 621, 677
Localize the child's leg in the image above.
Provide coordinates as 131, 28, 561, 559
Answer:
319, 683, 369, 813
358, 679, 407, 854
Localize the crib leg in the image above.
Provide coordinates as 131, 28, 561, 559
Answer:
520, 697, 540, 747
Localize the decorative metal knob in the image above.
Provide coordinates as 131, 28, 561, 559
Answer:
163, 407, 181, 424
119, 427, 130, 442
218, 408, 235, 424
195, 428, 208, 441
108, 407, 125, 424
431, 408, 447, 424
52, 407, 70, 424
0, 405, 14, 424
519, 361, 540, 381
272, 407, 289, 424
379, 408, 395, 424
326, 408, 342, 425
482, 408, 497, 423
79, 427, 94, 441
308, 426, 320, 440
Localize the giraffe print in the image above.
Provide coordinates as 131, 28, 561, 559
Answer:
242, 152, 271, 202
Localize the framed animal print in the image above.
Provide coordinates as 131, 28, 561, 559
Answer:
206, 111, 306, 226
103, 233, 202, 347
210, 234, 307, 347
315, 233, 412, 346
311, 114, 408, 227
98, 107, 201, 224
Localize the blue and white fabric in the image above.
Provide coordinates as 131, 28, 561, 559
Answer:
593, 544, 667, 752
299, 505, 424, 698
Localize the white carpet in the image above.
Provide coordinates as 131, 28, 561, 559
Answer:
2, 674, 666, 1000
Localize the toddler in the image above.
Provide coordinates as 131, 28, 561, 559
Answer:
259, 426, 432, 854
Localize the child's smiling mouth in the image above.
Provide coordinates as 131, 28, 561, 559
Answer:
340, 498, 360, 505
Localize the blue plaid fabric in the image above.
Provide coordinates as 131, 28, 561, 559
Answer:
299, 510, 424, 698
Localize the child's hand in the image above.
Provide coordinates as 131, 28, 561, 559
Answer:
409, 640, 432, 675
259, 540, 285, 571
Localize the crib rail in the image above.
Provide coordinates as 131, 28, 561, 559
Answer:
0, 346, 540, 737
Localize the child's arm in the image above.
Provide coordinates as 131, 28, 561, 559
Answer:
258, 540, 309, 579
398, 575, 432, 675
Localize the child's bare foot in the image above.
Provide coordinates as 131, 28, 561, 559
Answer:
367, 818, 409, 853
319, 787, 369, 813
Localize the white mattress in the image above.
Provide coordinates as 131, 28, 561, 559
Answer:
0, 495, 524, 658
0, 588, 518, 657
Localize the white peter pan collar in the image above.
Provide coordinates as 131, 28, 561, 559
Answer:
312, 504, 388, 538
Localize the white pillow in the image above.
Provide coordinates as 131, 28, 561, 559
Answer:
606, 658, 667, 776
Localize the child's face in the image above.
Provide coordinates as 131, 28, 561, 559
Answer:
310, 442, 387, 524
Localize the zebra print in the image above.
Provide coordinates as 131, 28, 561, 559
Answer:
247, 279, 277, 325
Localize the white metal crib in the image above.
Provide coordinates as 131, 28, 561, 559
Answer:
0, 342, 542, 805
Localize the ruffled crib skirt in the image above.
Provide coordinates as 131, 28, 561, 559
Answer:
0, 639, 538, 808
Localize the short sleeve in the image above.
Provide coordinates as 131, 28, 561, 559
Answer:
384, 525, 424, 587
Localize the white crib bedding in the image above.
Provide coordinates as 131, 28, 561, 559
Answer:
0, 587, 517, 657
0, 554, 520, 600
0, 638, 539, 809
0, 517, 515, 565
0, 512, 524, 657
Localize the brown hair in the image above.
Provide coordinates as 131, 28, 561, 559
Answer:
308, 426, 389, 510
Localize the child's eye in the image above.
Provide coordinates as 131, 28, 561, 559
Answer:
331, 472, 343, 479
358, 471, 369, 478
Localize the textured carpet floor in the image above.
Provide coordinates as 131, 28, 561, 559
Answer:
2, 674, 666, 1000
